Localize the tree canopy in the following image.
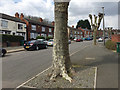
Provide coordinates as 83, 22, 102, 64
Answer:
76, 19, 91, 30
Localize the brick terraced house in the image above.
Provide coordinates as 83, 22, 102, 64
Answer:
68, 26, 83, 39
0, 13, 26, 40
15, 12, 54, 41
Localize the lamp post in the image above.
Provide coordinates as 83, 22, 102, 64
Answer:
102, 7, 105, 45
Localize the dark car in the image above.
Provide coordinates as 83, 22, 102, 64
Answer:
86, 37, 93, 41
0, 48, 7, 57
76, 39, 83, 42
24, 40, 47, 51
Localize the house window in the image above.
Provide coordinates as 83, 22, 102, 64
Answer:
81, 32, 83, 34
49, 28, 52, 32
32, 25, 36, 30
1, 20, 8, 28
0, 31, 2, 34
30, 33, 38, 39
5, 31, 11, 34
78, 32, 79, 34
42, 27, 45, 32
48, 34, 53, 37
18, 24, 23, 30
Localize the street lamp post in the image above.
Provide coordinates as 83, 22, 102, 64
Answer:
102, 7, 105, 45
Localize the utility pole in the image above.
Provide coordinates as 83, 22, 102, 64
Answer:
102, 7, 105, 45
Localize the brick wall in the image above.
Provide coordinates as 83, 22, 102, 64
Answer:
111, 34, 120, 42
2, 42, 20, 47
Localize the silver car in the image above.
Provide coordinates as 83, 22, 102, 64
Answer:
47, 39, 54, 46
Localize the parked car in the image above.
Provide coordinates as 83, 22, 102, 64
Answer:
86, 37, 93, 41
47, 39, 54, 46
37, 39, 48, 44
83, 38, 86, 41
0, 48, 7, 57
98, 37, 103, 42
68, 40, 71, 44
76, 39, 83, 42
74, 38, 77, 41
24, 40, 47, 51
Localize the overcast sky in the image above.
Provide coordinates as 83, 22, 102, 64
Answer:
0, 0, 119, 29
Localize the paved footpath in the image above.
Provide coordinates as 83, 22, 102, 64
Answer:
70, 43, 118, 88
4, 46, 24, 53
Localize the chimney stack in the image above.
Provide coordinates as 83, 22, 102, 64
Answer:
20, 13, 24, 20
72, 25, 74, 28
52, 21, 55, 26
40, 18, 43, 22
78, 27, 81, 29
15, 12, 19, 18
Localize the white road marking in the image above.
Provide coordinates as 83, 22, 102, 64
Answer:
21, 85, 36, 88
94, 67, 97, 90
15, 45, 91, 89
70, 45, 90, 56
85, 57, 95, 60
15, 66, 52, 89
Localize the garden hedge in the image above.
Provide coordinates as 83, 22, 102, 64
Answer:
36, 36, 45, 39
0, 34, 24, 42
105, 40, 116, 50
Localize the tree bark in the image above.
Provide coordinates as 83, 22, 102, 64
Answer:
93, 27, 97, 45
92, 25, 97, 45
50, 2, 72, 82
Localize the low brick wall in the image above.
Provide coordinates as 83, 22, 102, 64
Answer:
2, 42, 20, 47
111, 34, 120, 42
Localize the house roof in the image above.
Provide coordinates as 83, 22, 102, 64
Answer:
0, 13, 25, 24
68, 26, 82, 32
79, 28, 93, 32
24, 18, 54, 28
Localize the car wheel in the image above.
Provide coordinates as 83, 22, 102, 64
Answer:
36, 46, 39, 50
45, 45, 48, 49
2, 52, 4, 57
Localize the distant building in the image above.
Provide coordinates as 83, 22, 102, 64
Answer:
68, 25, 83, 39
0, 13, 26, 40
78, 27, 93, 38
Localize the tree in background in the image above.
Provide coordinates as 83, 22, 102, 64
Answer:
89, 13, 103, 45
76, 19, 91, 30
50, 1, 74, 83
24, 15, 52, 25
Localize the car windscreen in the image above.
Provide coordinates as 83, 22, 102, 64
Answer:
28, 40, 36, 43
49, 40, 53, 42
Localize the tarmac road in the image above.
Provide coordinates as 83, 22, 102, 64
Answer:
2, 41, 92, 88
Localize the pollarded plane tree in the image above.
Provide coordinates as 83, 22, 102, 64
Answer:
50, 1, 74, 83
89, 13, 103, 45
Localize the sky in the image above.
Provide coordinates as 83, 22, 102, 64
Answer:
0, 0, 119, 29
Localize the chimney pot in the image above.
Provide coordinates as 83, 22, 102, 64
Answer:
72, 25, 74, 28
15, 12, 19, 18
40, 18, 43, 22
52, 21, 55, 26
20, 13, 24, 20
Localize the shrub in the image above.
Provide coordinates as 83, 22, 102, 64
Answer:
105, 40, 116, 50
46, 36, 53, 40
1, 34, 24, 42
36, 36, 45, 39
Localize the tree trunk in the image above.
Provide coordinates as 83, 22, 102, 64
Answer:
50, 2, 72, 82
108, 29, 110, 40
93, 26, 97, 45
